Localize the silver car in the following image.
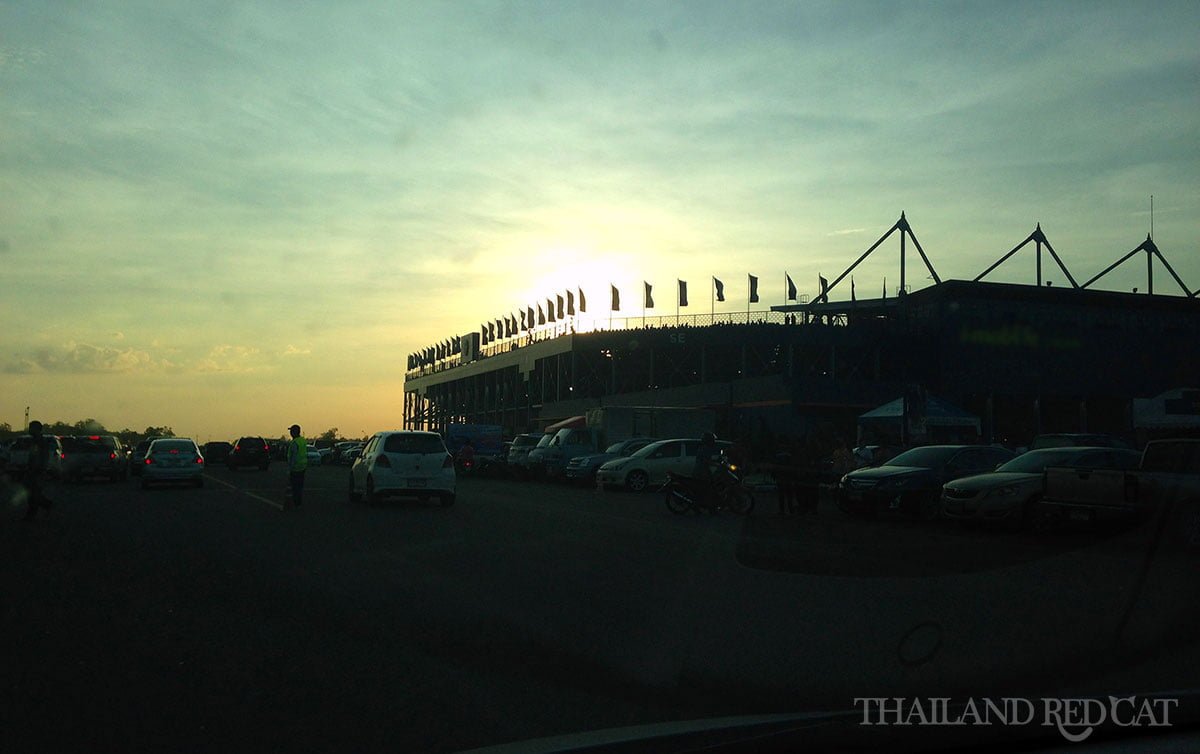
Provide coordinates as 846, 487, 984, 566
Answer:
140, 438, 205, 489
942, 446, 1141, 528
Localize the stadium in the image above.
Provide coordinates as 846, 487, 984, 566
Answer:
404, 215, 1200, 448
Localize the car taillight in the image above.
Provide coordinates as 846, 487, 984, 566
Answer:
263, 444, 269, 453
375, 455, 391, 468
145, 458, 153, 465
235, 444, 241, 452
444, 454, 454, 468
196, 457, 204, 465
110, 453, 116, 460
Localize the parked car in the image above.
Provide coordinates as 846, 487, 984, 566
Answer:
349, 431, 455, 506
228, 436, 271, 470
140, 438, 205, 489
852, 445, 902, 469
942, 446, 1141, 529
564, 437, 657, 485
202, 441, 233, 463
129, 437, 164, 477
330, 442, 364, 465
267, 439, 288, 460
837, 444, 1015, 520
596, 438, 732, 492
306, 446, 324, 466
60, 435, 129, 482
7, 435, 64, 479
1038, 438, 1200, 530
507, 433, 548, 478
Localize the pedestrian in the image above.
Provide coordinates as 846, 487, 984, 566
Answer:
22, 420, 54, 521
795, 436, 824, 515
285, 424, 308, 508
768, 438, 797, 517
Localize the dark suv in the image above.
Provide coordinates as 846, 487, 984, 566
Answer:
228, 436, 271, 470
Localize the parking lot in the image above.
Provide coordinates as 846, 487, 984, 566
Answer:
2, 462, 1194, 752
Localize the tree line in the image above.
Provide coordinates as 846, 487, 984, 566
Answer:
0, 421, 365, 444
0, 420, 175, 445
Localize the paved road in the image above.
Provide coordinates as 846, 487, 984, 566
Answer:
3, 465, 1198, 752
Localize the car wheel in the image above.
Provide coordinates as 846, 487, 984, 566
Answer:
625, 470, 649, 492
347, 474, 362, 503
728, 487, 755, 516
366, 477, 379, 507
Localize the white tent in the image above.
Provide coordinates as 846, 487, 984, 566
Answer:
1133, 388, 1200, 430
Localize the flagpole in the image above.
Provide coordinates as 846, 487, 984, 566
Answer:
711, 277, 714, 322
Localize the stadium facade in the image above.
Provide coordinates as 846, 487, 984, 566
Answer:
404, 222, 1200, 448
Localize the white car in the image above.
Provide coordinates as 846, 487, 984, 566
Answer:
349, 431, 455, 506
7, 435, 64, 478
140, 438, 205, 488
596, 438, 731, 492
306, 447, 323, 466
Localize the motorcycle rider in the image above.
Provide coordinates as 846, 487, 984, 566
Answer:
457, 438, 476, 472
692, 431, 723, 509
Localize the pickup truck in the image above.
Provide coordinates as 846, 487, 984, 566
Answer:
1038, 439, 1200, 529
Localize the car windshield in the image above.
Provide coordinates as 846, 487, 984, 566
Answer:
997, 448, 1090, 474
881, 446, 960, 469
604, 442, 627, 454
151, 440, 195, 453
534, 434, 554, 449
63, 437, 112, 452
382, 434, 445, 455
512, 435, 539, 448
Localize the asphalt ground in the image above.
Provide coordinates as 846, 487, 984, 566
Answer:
2, 464, 1198, 752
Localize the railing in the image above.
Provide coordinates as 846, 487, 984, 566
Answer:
406, 309, 806, 380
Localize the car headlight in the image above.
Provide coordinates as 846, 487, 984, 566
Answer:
992, 485, 1019, 497
604, 461, 627, 472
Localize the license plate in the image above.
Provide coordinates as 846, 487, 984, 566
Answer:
1069, 510, 1092, 522
407, 478, 426, 488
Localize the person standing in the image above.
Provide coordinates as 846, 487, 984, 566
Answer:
22, 420, 53, 521
285, 424, 308, 508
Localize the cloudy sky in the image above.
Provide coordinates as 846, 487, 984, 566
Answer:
2, 1, 1197, 440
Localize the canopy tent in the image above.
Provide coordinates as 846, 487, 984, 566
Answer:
1133, 389, 1200, 430
859, 395, 981, 429
543, 415, 587, 433
858, 395, 980, 444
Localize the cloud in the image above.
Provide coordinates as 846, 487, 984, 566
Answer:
281, 345, 311, 356
827, 228, 866, 236
3, 342, 164, 374
194, 344, 268, 374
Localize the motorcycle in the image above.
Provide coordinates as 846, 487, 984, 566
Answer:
662, 456, 755, 516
